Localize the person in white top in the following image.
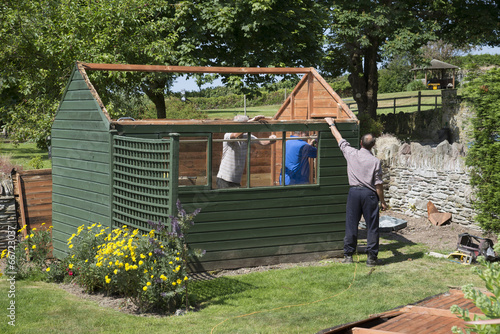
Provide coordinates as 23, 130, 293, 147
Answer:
216, 115, 276, 188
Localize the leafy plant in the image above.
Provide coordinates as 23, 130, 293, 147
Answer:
44, 201, 204, 313
451, 259, 500, 334
464, 68, 500, 232
0, 223, 53, 280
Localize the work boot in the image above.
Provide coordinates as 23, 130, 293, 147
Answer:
342, 255, 353, 264
366, 256, 378, 267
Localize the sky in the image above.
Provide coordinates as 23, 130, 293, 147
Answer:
171, 46, 500, 93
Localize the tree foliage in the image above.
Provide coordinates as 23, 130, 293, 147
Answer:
0, 0, 326, 148
464, 68, 500, 232
322, 0, 499, 120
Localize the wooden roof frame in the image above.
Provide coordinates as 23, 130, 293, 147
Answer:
76, 61, 357, 126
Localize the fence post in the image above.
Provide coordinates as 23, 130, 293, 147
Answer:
393, 98, 396, 114
417, 91, 421, 112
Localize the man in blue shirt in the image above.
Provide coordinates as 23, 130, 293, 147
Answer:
281, 131, 317, 185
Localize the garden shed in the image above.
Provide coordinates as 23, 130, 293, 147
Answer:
51, 61, 359, 271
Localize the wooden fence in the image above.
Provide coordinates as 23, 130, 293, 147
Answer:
13, 169, 52, 238
345, 90, 442, 114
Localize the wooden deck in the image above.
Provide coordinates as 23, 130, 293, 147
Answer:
319, 289, 482, 334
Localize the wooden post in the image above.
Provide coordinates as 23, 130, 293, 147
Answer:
393, 98, 396, 114
417, 91, 422, 112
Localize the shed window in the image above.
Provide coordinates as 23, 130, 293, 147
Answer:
178, 134, 210, 187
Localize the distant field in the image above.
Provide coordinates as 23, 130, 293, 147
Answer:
205, 104, 281, 119
206, 89, 447, 119
0, 139, 52, 170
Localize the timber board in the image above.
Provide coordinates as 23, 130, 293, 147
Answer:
189, 215, 346, 237
190, 231, 345, 252
320, 290, 483, 334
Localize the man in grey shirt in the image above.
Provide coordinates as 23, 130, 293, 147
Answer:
325, 117, 387, 266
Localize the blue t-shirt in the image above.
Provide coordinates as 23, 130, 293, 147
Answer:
281, 137, 317, 185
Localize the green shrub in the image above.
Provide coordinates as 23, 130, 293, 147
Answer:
28, 156, 44, 169
464, 68, 500, 232
406, 80, 427, 92
359, 113, 384, 137
45, 200, 204, 313
0, 223, 52, 280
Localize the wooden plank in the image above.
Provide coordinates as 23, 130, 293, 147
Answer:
353, 328, 404, 334
16, 173, 28, 238
80, 62, 313, 75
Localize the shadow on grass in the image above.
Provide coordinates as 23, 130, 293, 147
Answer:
190, 275, 254, 307
358, 229, 426, 265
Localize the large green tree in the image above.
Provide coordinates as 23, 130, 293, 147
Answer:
0, 0, 326, 148
322, 0, 499, 120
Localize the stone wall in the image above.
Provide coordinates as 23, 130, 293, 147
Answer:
375, 136, 476, 228
373, 89, 479, 228
0, 196, 17, 251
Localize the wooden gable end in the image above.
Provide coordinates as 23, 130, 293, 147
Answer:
273, 69, 356, 121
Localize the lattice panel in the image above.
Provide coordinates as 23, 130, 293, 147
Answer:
112, 136, 177, 233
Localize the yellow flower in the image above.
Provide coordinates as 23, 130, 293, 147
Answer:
184, 276, 188, 281
138, 261, 144, 266
150, 275, 154, 279
176, 279, 182, 285
85, 259, 88, 263
32, 228, 37, 231
46, 267, 51, 272
146, 281, 151, 286
42, 223, 45, 226
30, 234, 34, 238
175, 257, 180, 261
69, 264, 73, 269
140, 254, 146, 259
143, 269, 148, 273
114, 269, 118, 275
71, 254, 75, 259
69, 244, 74, 249
143, 286, 148, 291
148, 252, 152, 257
105, 276, 111, 284
160, 275, 167, 281
172, 282, 176, 286
32, 245, 36, 249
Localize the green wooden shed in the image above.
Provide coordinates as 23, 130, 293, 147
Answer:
51, 62, 359, 271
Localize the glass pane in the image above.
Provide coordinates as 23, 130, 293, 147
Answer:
178, 136, 208, 186
281, 131, 318, 186
212, 132, 250, 189
249, 132, 280, 188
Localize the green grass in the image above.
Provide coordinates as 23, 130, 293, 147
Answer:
205, 104, 281, 119
0, 239, 485, 334
205, 89, 447, 119
0, 139, 51, 170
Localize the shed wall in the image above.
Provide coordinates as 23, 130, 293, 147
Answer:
51, 69, 112, 258
115, 122, 357, 271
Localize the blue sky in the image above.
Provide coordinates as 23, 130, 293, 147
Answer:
171, 46, 500, 92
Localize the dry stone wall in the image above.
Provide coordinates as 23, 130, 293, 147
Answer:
375, 138, 476, 227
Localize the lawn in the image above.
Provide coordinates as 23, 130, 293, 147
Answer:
0, 239, 485, 334
205, 89, 446, 119
0, 139, 52, 170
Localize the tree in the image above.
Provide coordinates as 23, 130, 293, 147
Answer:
420, 40, 474, 63
464, 68, 500, 232
1, 0, 327, 147
322, 0, 499, 120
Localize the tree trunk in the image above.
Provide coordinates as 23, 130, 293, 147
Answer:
347, 41, 379, 120
143, 78, 167, 119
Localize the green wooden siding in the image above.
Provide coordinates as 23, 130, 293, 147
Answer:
51, 64, 358, 270
115, 122, 358, 271
51, 67, 112, 259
